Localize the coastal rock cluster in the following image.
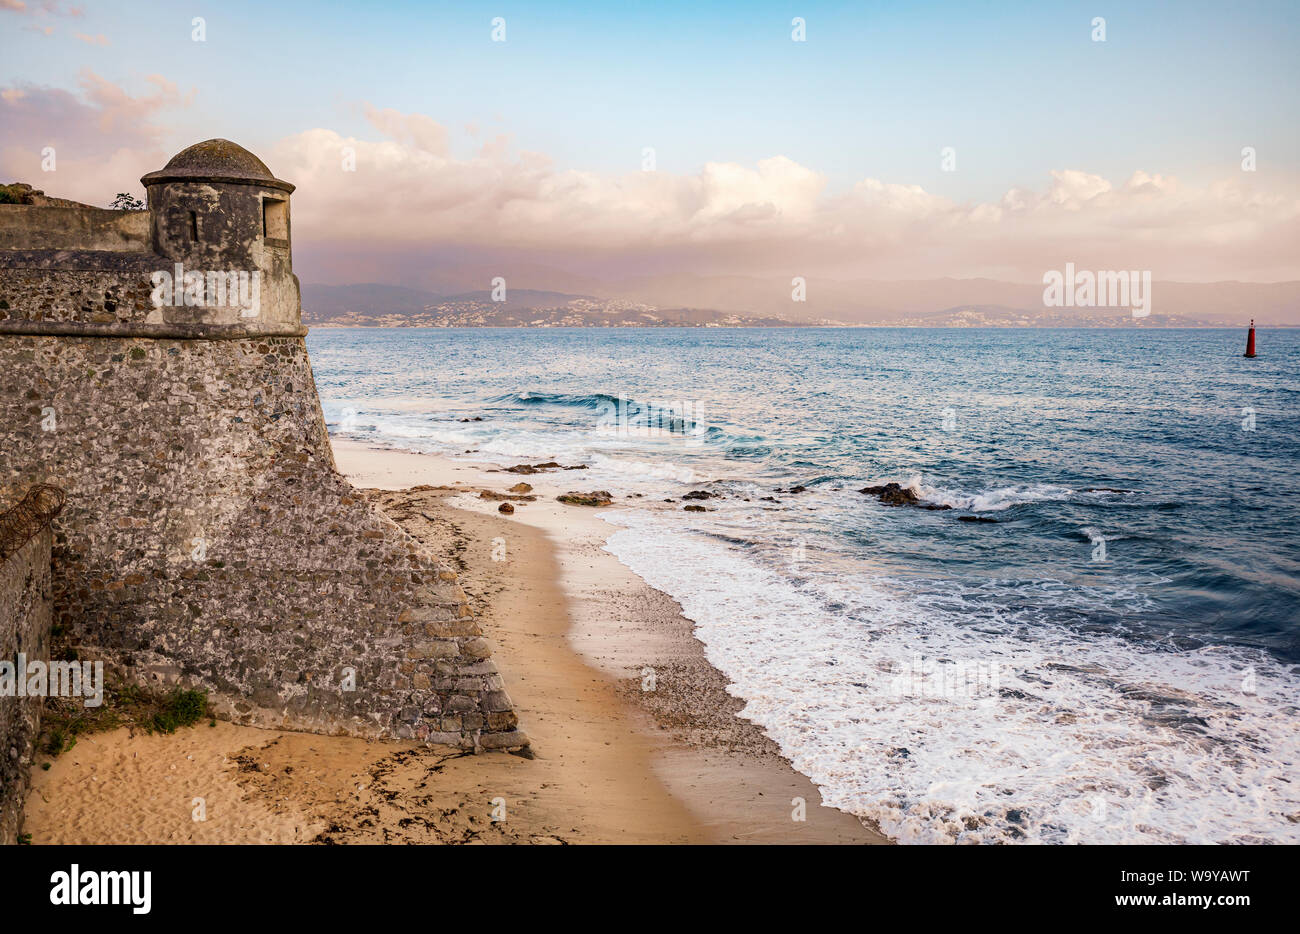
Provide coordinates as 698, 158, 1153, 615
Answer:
505, 461, 587, 474
557, 491, 613, 507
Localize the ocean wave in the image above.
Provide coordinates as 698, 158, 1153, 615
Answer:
913, 478, 1129, 512
499, 390, 623, 410
601, 511, 1300, 844
497, 390, 725, 441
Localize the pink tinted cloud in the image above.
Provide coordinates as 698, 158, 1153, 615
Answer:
270, 120, 1300, 282
1, 0, 84, 16
0, 71, 191, 205
362, 105, 449, 156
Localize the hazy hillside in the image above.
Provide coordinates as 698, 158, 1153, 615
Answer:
595, 276, 1299, 325
301, 279, 1297, 327
437, 289, 596, 309
300, 283, 441, 322
899, 305, 1239, 327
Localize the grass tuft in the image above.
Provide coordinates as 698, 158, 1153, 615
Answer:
40, 679, 212, 756
150, 689, 208, 734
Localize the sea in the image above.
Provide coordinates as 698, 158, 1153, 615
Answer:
308, 326, 1300, 844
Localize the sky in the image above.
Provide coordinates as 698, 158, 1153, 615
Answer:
2, 0, 1298, 288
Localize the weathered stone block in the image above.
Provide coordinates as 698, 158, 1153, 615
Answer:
479, 730, 529, 750
461, 637, 492, 659
406, 640, 458, 660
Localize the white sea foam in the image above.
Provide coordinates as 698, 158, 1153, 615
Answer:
327, 405, 711, 491
914, 479, 1080, 512
586, 453, 700, 484
601, 510, 1300, 844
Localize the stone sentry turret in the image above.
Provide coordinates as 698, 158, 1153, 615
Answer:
0, 140, 525, 749
139, 139, 300, 332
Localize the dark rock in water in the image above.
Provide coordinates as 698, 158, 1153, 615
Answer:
760, 496, 779, 502
507, 461, 561, 474
957, 515, 998, 523
557, 491, 613, 507
859, 482, 916, 505
682, 490, 715, 500
459, 416, 484, 422
683, 504, 707, 512
498, 502, 514, 514
858, 482, 950, 510
506, 461, 587, 474
778, 485, 808, 494
1006, 809, 1024, 824
508, 482, 533, 493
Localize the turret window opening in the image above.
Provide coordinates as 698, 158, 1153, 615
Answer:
262, 198, 288, 240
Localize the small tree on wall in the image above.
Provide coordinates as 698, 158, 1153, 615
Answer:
110, 192, 145, 211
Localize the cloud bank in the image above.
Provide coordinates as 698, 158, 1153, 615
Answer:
272, 110, 1298, 282
0, 71, 190, 202
3, 83, 1296, 283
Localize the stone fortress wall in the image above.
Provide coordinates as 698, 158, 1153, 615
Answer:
0, 490, 57, 845
0, 141, 525, 752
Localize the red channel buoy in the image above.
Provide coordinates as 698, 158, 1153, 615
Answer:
1244, 319, 1257, 358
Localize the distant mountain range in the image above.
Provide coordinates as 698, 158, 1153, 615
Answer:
302, 285, 809, 328
300, 283, 441, 319
581, 275, 1296, 325
436, 288, 597, 309
891, 305, 1240, 328
301, 279, 1298, 328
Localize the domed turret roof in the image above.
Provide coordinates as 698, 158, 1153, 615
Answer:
141, 139, 294, 192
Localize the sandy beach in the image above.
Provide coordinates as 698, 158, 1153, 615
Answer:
24, 438, 885, 845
